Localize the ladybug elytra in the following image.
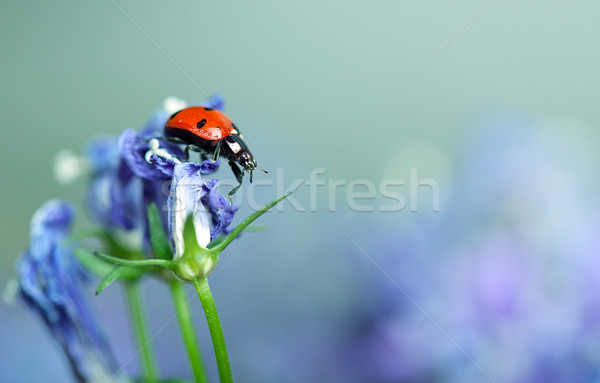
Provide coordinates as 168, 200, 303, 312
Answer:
164, 106, 265, 196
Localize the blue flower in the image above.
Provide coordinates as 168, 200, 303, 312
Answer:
167, 162, 237, 259
84, 95, 237, 259
16, 200, 128, 383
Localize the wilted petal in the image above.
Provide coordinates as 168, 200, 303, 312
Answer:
17, 200, 127, 383
168, 163, 212, 259
119, 129, 167, 181
146, 153, 178, 178
201, 179, 238, 238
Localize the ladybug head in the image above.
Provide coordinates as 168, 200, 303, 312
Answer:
237, 151, 267, 183
238, 151, 257, 182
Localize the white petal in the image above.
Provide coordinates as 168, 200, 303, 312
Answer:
54, 150, 90, 184
163, 96, 188, 114
169, 164, 212, 259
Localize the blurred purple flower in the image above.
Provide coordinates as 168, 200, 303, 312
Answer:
16, 200, 128, 383
332, 114, 600, 383
84, 135, 141, 230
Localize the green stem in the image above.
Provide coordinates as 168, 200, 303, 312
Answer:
124, 281, 159, 383
169, 281, 210, 383
192, 278, 234, 383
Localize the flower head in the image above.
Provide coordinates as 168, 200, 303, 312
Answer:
167, 161, 236, 259
83, 95, 237, 261
16, 200, 127, 383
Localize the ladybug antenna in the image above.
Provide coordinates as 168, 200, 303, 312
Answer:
257, 167, 268, 174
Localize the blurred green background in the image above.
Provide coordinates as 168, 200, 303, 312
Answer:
2, 1, 600, 382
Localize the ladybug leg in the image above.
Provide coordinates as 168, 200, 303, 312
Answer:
161, 136, 191, 161
228, 185, 241, 199
185, 145, 204, 162
227, 160, 244, 198
212, 140, 222, 161
163, 136, 181, 143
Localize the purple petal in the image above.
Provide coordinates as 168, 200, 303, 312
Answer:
119, 129, 167, 181
147, 154, 178, 178
201, 180, 238, 238
84, 135, 119, 172
198, 159, 221, 174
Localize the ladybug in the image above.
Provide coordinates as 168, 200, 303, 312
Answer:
164, 106, 265, 196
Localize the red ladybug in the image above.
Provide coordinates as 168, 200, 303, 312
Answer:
164, 106, 264, 196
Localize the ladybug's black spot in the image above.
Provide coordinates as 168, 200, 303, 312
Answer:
169, 110, 181, 120
196, 119, 207, 129
203, 107, 214, 111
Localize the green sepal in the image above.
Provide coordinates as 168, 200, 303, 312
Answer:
205, 236, 225, 250
94, 252, 173, 269
210, 192, 291, 253
147, 203, 173, 260
96, 266, 144, 295
73, 248, 118, 277
208, 225, 267, 249
182, 213, 207, 258
235, 224, 267, 232
170, 193, 290, 282
169, 215, 216, 282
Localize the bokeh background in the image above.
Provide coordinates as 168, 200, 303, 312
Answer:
2, 1, 600, 382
